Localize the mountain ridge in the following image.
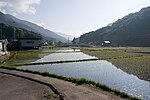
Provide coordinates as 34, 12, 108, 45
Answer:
80, 6, 150, 47
0, 12, 67, 42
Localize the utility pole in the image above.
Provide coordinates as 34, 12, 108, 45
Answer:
68, 37, 69, 44
0, 24, 2, 39
13, 21, 16, 40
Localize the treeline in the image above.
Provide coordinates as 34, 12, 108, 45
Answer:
0, 23, 42, 40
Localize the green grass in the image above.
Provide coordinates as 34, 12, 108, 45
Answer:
2, 51, 41, 65
4, 47, 82, 65
80, 47, 148, 59
43, 90, 58, 99
0, 65, 140, 100
0, 53, 11, 64
3, 49, 55, 65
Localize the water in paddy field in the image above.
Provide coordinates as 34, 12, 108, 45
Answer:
34, 52, 97, 63
16, 48, 150, 100
42, 48, 80, 53
5, 48, 91, 64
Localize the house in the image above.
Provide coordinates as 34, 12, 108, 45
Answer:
102, 41, 111, 47
0, 39, 8, 56
18, 38, 41, 49
0, 39, 8, 52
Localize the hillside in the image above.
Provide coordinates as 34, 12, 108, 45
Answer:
0, 12, 67, 42
0, 23, 41, 40
80, 6, 150, 47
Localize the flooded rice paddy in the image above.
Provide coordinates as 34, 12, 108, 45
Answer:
5, 49, 96, 64
9, 48, 150, 100
34, 52, 96, 63
42, 48, 80, 53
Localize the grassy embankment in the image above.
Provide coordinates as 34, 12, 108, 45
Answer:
2, 47, 97, 66
11, 58, 98, 66
0, 50, 41, 64
81, 47, 150, 82
1, 48, 57, 65
3, 47, 82, 65
0, 65, 140, 100
0, 53, 10, 64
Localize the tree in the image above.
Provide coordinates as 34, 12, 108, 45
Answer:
72, 37, 76, 44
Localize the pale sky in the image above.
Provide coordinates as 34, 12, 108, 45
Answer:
0, 0, 150, 37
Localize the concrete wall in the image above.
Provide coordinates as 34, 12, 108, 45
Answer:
0, 42, 2, 51
0, 40, 7, 52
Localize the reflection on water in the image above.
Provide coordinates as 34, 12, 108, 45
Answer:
5, 48, 150, 100
57, 49, 80, 52
5, 48, 92, 64
42, 48, 80, 53
34, 52, 97, 63
19, 61, 150, 100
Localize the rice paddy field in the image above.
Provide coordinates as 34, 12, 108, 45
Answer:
81, 47, 150, 82
1, 47, 150, 99
2, 47, 150, 82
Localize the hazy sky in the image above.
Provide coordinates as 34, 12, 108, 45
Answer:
0, 0, 150, 37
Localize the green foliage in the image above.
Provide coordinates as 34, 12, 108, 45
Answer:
0, 53, 10, 64
72, 37, 76, 44
43, 90, 58, 99
0, 23, 42, 40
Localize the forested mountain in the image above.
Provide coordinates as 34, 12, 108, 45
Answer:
80, 6, 150, 47
0, 23, 41, 40
0, 12, 67, 42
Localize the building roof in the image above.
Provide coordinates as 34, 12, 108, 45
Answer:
104, 41, 111, 44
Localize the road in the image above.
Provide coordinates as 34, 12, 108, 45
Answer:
0, 69, 125, 100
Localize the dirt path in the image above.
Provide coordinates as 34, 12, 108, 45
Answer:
0, 71, 59, 100
0, 69, 126, 100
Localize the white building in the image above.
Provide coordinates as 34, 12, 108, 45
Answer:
102, 41, 111, 47
0, 39, 8, 56
18, 38, 41, 49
